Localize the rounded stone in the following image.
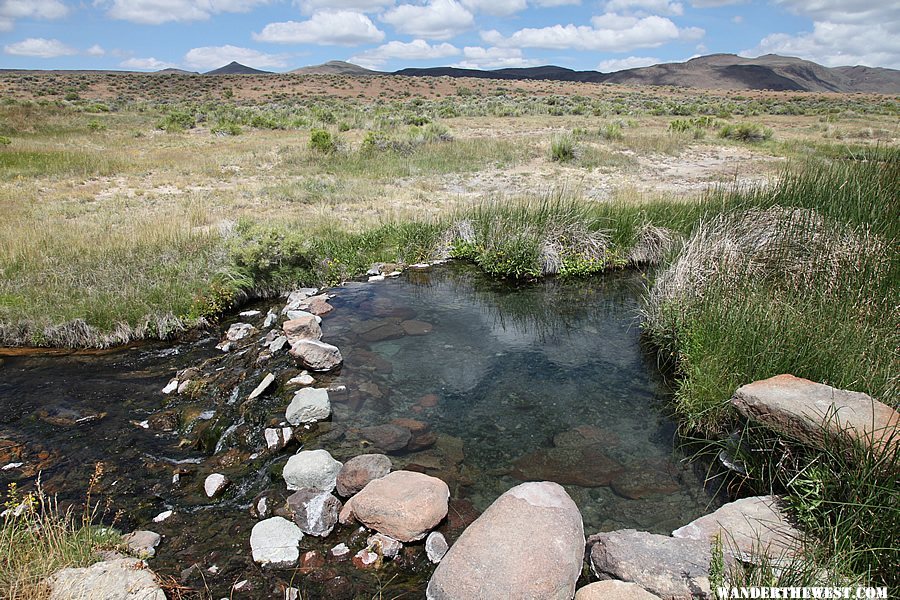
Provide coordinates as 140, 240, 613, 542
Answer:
283, 449, 343, 493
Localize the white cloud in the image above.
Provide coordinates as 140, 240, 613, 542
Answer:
100, 0, 270, 25
461, 0, 526, 17
381, 0, 474, 40
482, 14, 702, 52
0, 0, 68, 30
254, 10, 384, 45
742, 0, 900, 69
453, 46, 541, 69
350, 39, 459, 69
183, 45, 288, 70
296, 0, 393, 13
86, 44, 106, 56
605, 0, 683, 17
597, 55, 659, 71
691, 0, 746, 6
4, 37, 77, 58
532, 0, 580, 5
120, 56, 177, 70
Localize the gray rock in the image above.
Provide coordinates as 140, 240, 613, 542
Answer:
122, 530, 161, 559
575, 581, 662, 600
248, 373, 276, 400
287, 371, 315, 387
336, 454, 392, 497
426, 481, 584, 600
672, 495, 803, 565
283, 289, 319, 314
263, 309, 278, 328
287, 489, 342, 537
289, 339, 343, 372
425, 531, 449, 563
342, 471, 449, 542
285, 388, 331, 425
264, 427, 294, 452
204, 473, 229, 498
283, 449, 342, 492
49, 558, 165, 600
589, 529, 711, 600
732, 374, 899, 454
268, 336, 288, 353
226, 323, 255, 342
250, 517, 304, 567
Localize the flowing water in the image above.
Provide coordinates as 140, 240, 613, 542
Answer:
0, 263, 716, 598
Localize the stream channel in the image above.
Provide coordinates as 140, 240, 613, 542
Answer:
0, 262, 719, 598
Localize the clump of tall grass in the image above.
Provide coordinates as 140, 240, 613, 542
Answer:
719, 122, 773, 142
549, 135, 576, 162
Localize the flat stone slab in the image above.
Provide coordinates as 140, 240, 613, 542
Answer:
589, 529, 711, 600
576, 581, 662, 600
732, 374, 898, 453
250, 516, 304, 567
49, 558, 165, 600
672, 495, 803, 564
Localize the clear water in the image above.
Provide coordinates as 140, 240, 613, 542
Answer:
0, 263, 715, 597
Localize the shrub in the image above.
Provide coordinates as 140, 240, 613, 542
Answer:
598, 122, 624, 141
0, 136, 10, 146
308, 129, 337, 154
157, 110, 195, 132
718, 122, 773, 142
549, 135, 576, 162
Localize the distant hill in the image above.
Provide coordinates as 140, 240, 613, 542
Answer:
152, 68, 198, 76
205, 62, 272, 75
394, 54, 900, 93
290, 61, 377, 76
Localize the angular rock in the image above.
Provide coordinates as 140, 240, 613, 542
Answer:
250, 517, 304, 567
425, 531, 448, 564
368, 533, 402, 559
48, 558, 165, 600
226, 323, 255, 342
268, 336, 288, 353
672, 495, 803, 564
359, 424, 412, 453
511, 445, 624, 487
589, 529, 710, 600
286, 388, 331, 425
342, 471, 449, 542
732, 374, 899, 453
575, 581, 662, 600
248, 373, 276, 400
283, 449, 342, 492
204, 473, 229, 498
286, 310, 322, 323
427, 481, 584, 600
336, 454, 392, 497
264, 427, 294, 452
263, 309, 278, 328
290, 340, 343, 372
283, 315, 323, 344
287, 489, 342, 537
352, 548, 381, 570
122, 530, 161, 559
287, 371, 315, 387
329, 543, 351, 560
161, 379, 178, 395
301, 295, 334, 317
283, 289, 319, 313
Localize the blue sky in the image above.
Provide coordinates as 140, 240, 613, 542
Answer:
1, 1, 897, 72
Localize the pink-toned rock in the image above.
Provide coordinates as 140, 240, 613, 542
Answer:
575, 581, 662, 600
336, 454, 392, 497
672, 495, 803, 564
731, 374, 898, 453
283, 316, 322, 344
290, 340, 343, 372
342, 471, 449, 542
610, 459, 680, 500
511, 445, 624, 487
359, 424, 412, 453
418, 394, 440, 408
302, 295, 334, 317
426, 482, 584, 600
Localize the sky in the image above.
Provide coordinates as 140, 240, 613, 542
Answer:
0, 1, 898, 73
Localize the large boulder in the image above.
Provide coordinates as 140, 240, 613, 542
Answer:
426, 481, 584, 600
342, 470, 449, 542
287, 489, 342, 537
283, 315, 322, 345
672, 495, 803, 564
731, 374, 899, 453
283, 449, 342, 492
589, 529, 710, 600
285, 388, 331, 424
250, 517, 304, 567
575, 581, 662, 600
49, 558, 165, 600
336, 454, 392, 497
290, 339, 343, 372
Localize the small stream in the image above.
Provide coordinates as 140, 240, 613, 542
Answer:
0, 263, 717, 598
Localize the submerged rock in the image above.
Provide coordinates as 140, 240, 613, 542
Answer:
336, 454, 392, 497
427, 481, 584, 600
250, 517, 304, 567
290, 340, 343, 372
358, 424, 412, 453
286, 388, 331, 425
49, 558, 165, 600
341, 471, 449, 542
287, 489, 342, 537
672, 495, 803, 565
283, 449, 342, 492
732, 374, 899, 454
511, 444, 624, 487
589, 529, 710, 599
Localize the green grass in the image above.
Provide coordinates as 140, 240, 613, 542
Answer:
0, 148, 123, 178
